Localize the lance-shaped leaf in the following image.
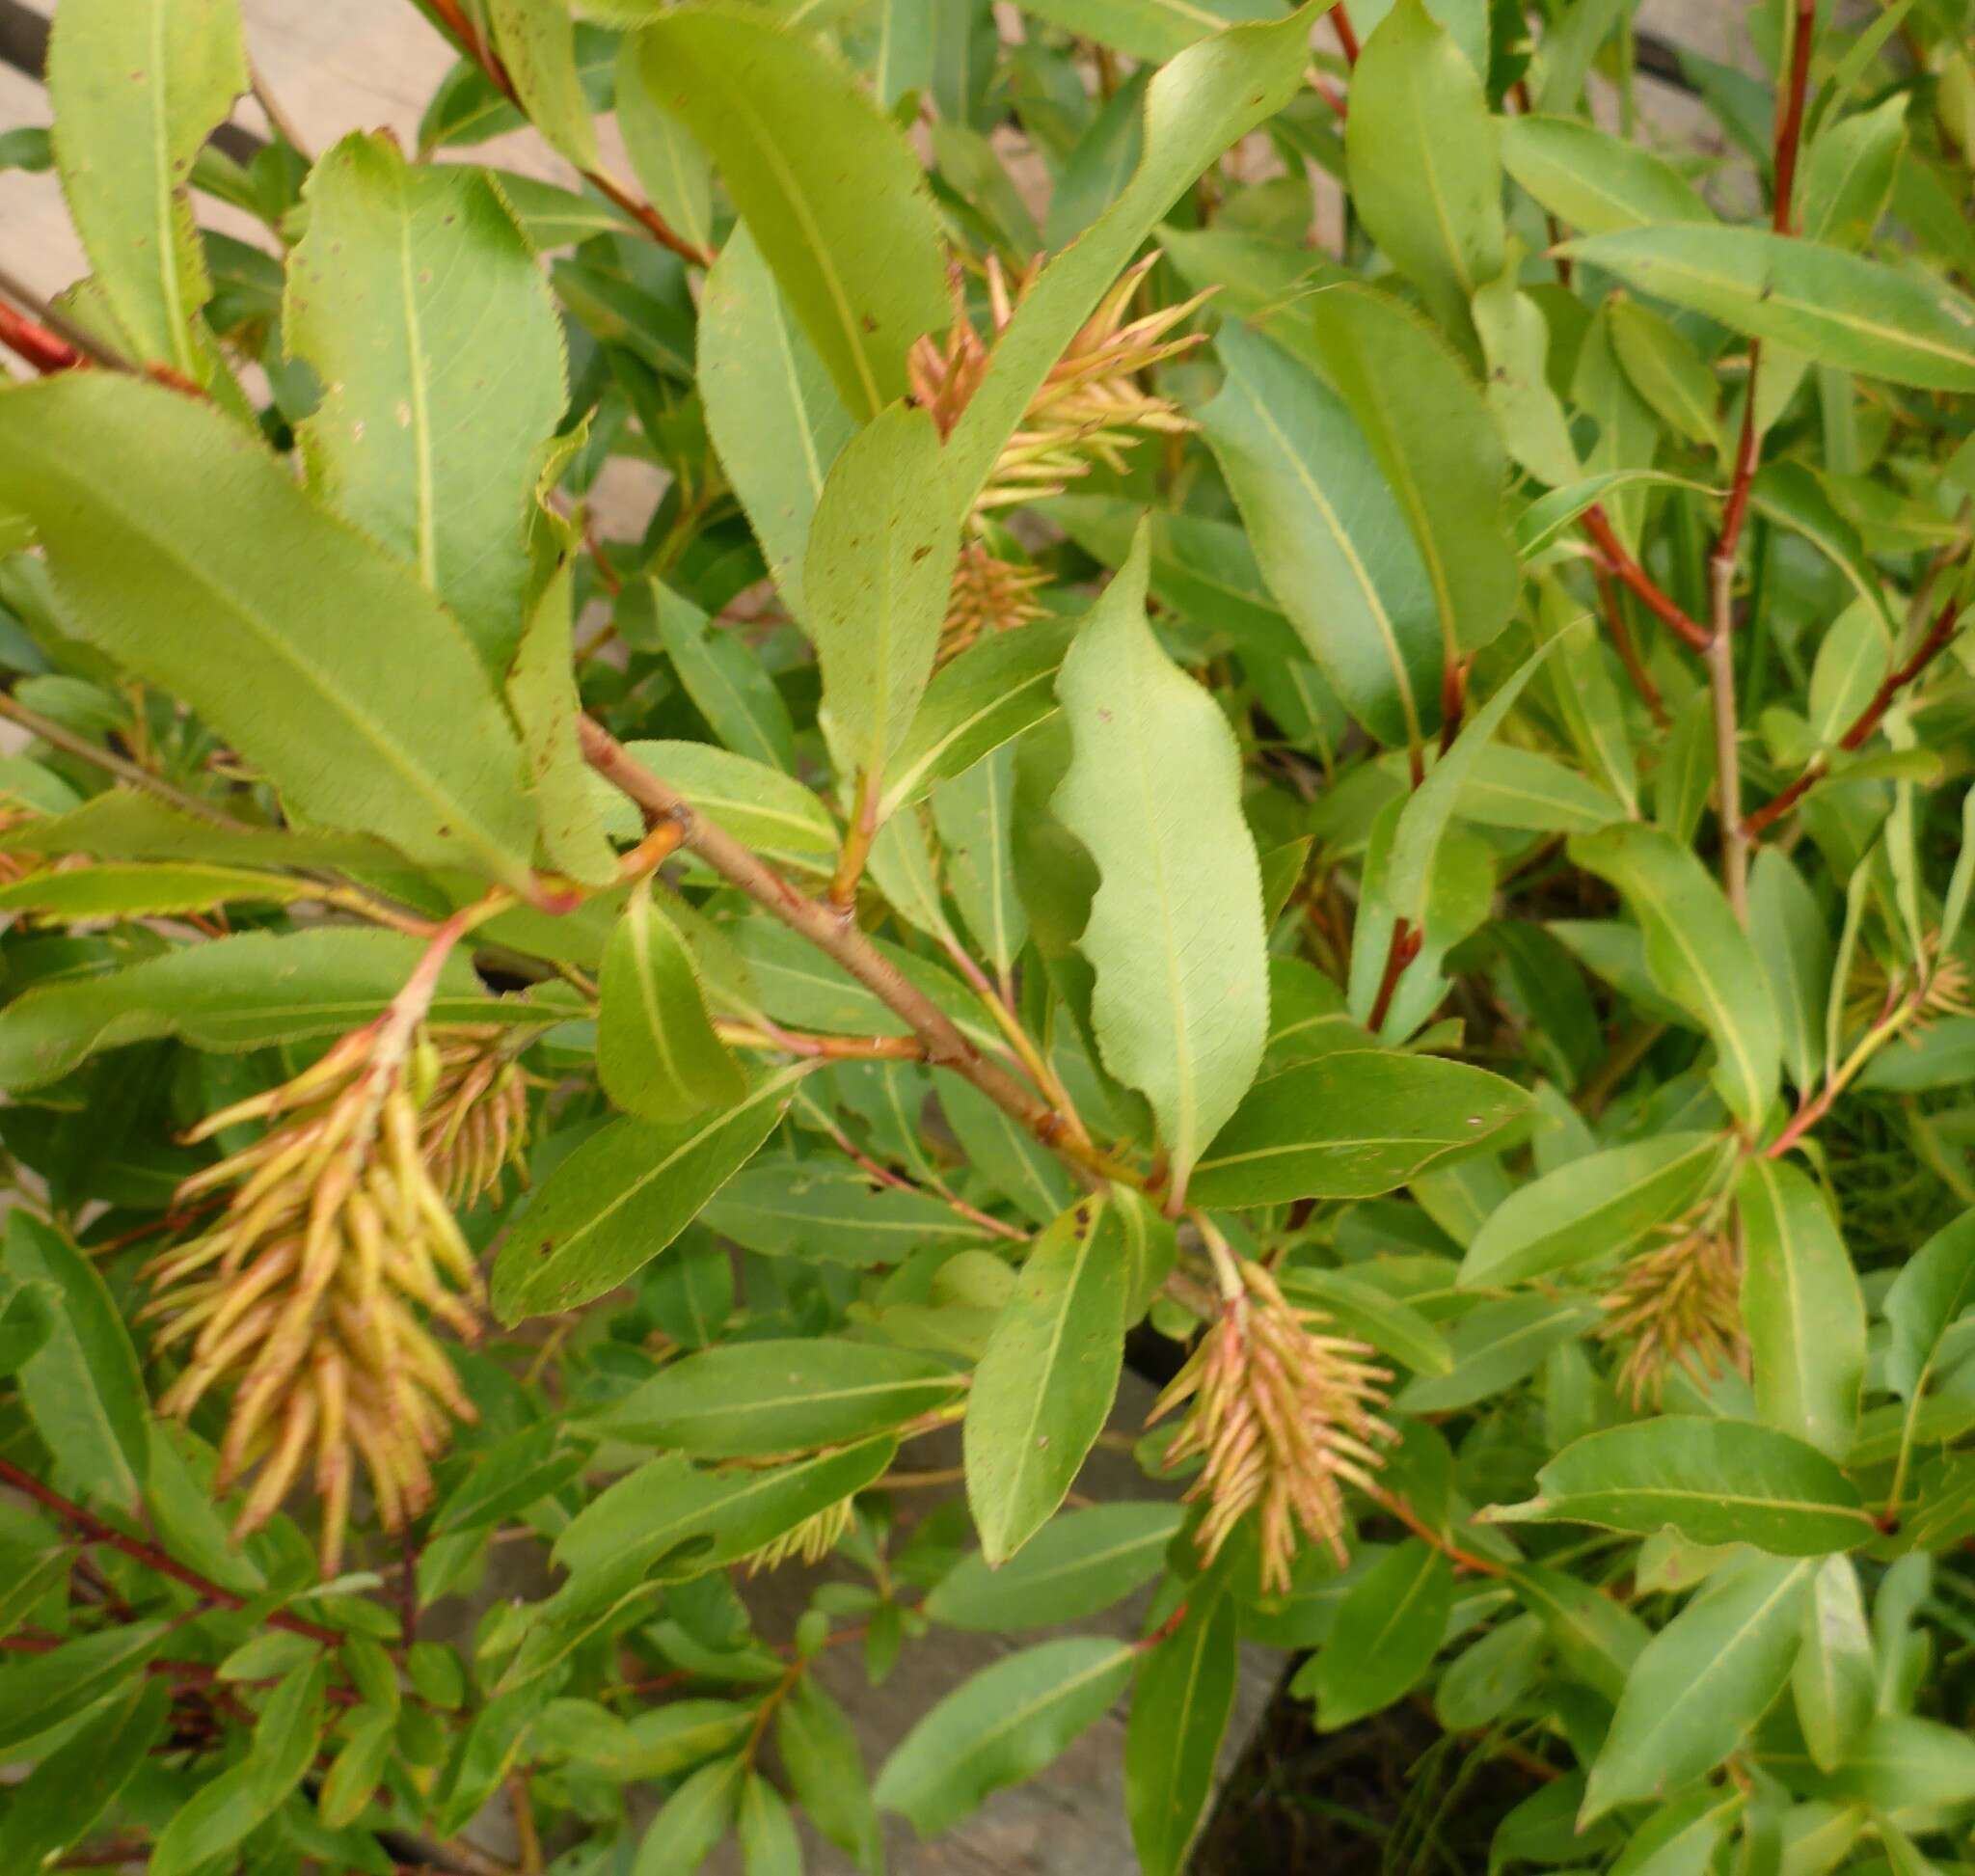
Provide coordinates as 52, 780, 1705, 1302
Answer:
1310, 283, 1521, 666
0, 1675, 169, 1870
1882, 1208, 1975, 1400
1582, 1556, 1814, 1823
636, 6, 949, 418
965, 1197, 1127, 1563
1750, 847, 1833, 1092
1344, 0, 1503, 336
1127, 1592, 1239, 1876
1485, 1418, 1875, 1556
1018, 0, 1288, 61
1052, 527, 1268, 1195
926, 1502, 1184, 1632
45, 0, 245, 375
584, 1339, 963, 1456
1738, 1158, 1866, 1460
1569, 824, 1780, 1128
805, 403, 960, 797
1186, 1050, 1529, 1209
875, 1637, 1137, 1835
697, 228, 852, 626
0, 1622, 170, 1758
488, 0, 600, 169
1501, 114, 1717, 234
944, 6, 1312, 503
1199, 322, 1438, 750
0, 376, 537, 887
1302, 1538, 1455, 1731
493, 1066, 805, 1321
1793, 1555, 1876, 1774
1459, 1132, 1734, 1289
285, 132, 568, 678
598, 880, 745, 1124
615, 33, 713, 256
1558, 227, 1975, 394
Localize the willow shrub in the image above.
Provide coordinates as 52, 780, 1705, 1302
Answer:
1, 0, 1974, 1869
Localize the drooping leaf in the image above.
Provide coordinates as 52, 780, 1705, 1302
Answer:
0, 375, 538, 887
1558, 227, 1975, 393
697, 226, 853, 625
1582, 1556, 1814, 1823
1458, 1133, 1734, 1289
493, 1066, 805, 1321
874, 1637, 1137, 1835
1737, 1158, 1866, 1460
1199, 323, 1439, 749
1127, 1592, 1239, 1876
285, 131, 567, 676
1052, 527, 1268, 1195
598, 880, 746, 1124
636, 5, 951, 418
925, 1502, 1184, 1632
1569, 823, 1780, 1128
45, 0, 246, 374
1486, 1418, 1875, 1555
964, 1197, 1127, 1563
585, 1340, 963, 1455
805, 402, 960, 795
1344, 0, 1503, 336
1186, 1050, 1529, 1209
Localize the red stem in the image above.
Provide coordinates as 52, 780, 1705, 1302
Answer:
0, 299, 83, 375
0, 1455, 341, 1647
1332, 2, 1361, 64
1590, 563, 1667, 726
1580, 505, 1711, 653
1366, 919, 1420, 1034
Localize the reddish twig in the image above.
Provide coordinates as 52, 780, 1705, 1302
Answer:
1590, 563, 1667, 726
1366, 1484, 1508, 1578
0, 298, 83, 375
1332, 1, 1361, 64
1365, 919, 1420, 1034
0, 1455, 341, 1648
1579, 505, 1710, 653
1744, 596, 1964, 839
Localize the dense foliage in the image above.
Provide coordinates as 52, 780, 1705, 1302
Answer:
2, 0, 1975, 1869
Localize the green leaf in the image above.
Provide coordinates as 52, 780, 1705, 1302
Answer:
1053, 527, 1268, 1193
1791, 1713, 1975, 1813
598, 881, 745, 1124
1792, 1554, 1876, 1775
1737, 1158, 1866, 1460
0, 861, 312, 919
4, 1212, 149, 1512
0, 1620, 168, 1756
965, 1197, 1127, 1563
633, 1754, 744, 1876
0, 376, 538, 887
1188, 1049, 1529, 1209
1127, 1591, 1238, 1876
1471, 264, 1582, 488
616, 34, 713, 257
643, 579, 797, 772
1800, 94, 1907, 251
285, 131, 567, 676
933, 745, 1027, 978
493, 1066, 804, 1321
0, 789, 392, 873
1396, 1294, 1599, 1413
45, 0, 246, 373
1583, 1556, 1813, 1823
1279, 1267, 1453, 1376
944, 6, 1312, 503
1344, 0, 1503, 336
1312, 283, 1520, 667
697, 226, 852, 625
585, 1339, 963, 1455
1752, 464, 1894, 637
0, 1673, 169, 1868
779, 1675, 882, 1874
925, 1502, 1184, 1631
1455, 746, 1624, 833
432, 1424, 590, 1537
1609, 297, 1720, 449
619, 741, 838, 861
489, 0, 601, 170
1016, 0, 1286, 61
1458, 1132, 1733, 1289
1485, 1418, 1875, 1555
1508, 1563, 1648, 1702
1882, 1208, 1975, 1400
938, 1073, 1077, 1227
1302, 1538, 1454, 1731
703, 1155, 999, 1264
1806, 597, 1889, 748
1557, 227, 1975, 394
737, 1772, 802, 1876
1199, 323, 1438, 749
1501, 114, 1716, 235
318, 1706, 397, 1829
874, 1636, 1137, 1835
1749, 848, 1833, 1095
0, 927, 529, 1094
878, 616, 1075, 818
1569, 823, 1780, 1128
637, 5, 950, 418
805, 402, 960, 791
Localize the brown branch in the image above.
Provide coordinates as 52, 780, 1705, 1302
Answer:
1744, 595, 1964, 839
1704, 608, 1748, 921
1332, 1, 1361, 64
419, 0, 713, 266
578, 719, 1138, 1189
0, 1455, 342, 1647
1365, 919, 1420, 1034
1579, 505, 1710, 653
1590, 563, 1667, 726
0, 296, 82, 375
